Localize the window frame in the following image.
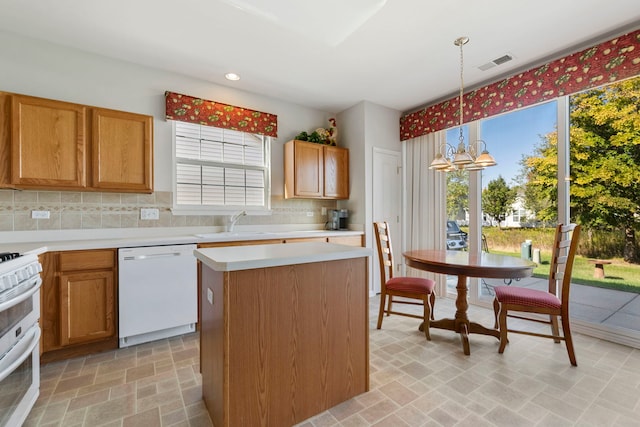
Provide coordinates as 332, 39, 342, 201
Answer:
170, 121, 272, 215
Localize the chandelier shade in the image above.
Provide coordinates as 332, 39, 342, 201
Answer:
429, 37, 497, 172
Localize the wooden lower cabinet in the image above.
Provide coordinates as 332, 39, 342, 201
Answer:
59, 270, 115, 346
200, 256, 369, 427
328, 235, 363, 246
40, 249, 118, 362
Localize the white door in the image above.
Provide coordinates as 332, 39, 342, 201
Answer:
372, 148, 402, 294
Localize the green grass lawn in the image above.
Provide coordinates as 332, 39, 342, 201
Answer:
489, 249, 640, 293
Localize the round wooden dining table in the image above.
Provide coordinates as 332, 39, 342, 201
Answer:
403, 249, 535, 355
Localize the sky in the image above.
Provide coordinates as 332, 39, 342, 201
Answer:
446, 101, 558, 188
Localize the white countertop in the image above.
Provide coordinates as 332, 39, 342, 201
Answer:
0, 227, 363, 254
194, 242, 371, 271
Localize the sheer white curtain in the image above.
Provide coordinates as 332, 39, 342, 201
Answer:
402, 131, 448, 294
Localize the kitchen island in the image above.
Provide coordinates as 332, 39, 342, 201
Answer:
194, 242, 370, 427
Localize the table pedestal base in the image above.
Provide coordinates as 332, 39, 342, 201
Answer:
419, 274, 500, 355
420, 318, 499, 355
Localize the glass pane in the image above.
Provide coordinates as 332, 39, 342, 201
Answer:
175, 136, 200, 160
225, 168, 245, 187
202, 185, 224, 205
175, 122, 201, 139
225, 187, 245, 205
202, 166, 224, 186
176, 183, 202, 205
478, 101, 558, 300
176, 163, 201, 184
200, 125, 223, 142
567, 76, 640, 336
244, 141, 264, 167
223, 129, 244, 144
201, 140, 223, 162
224, 143, 244, 164
245, 170, 264, 189
246, 187, 264, 206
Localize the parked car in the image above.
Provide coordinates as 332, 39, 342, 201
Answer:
446, 220, 468, 250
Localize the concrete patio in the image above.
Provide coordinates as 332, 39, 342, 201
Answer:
478, 277, 640, 334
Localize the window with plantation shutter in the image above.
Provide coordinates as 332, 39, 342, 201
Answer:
172, 121, 270, 212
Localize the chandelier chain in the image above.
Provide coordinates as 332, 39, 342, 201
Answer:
459, 38, 464, 129
428, 36, 496, 172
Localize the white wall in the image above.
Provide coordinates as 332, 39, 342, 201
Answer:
337, 101, 402, 293
0, 31, 332, 195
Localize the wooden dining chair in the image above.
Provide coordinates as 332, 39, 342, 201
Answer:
373, 221, 436, 340
493, 223, 581, 365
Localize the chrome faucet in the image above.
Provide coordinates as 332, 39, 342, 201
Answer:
227, 210, 247, 232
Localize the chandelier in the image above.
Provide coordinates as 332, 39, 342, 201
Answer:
430, 37, 497, 172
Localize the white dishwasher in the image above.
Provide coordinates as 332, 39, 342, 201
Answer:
118, 244, 197, 348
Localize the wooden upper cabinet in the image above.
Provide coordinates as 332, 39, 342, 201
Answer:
285, 139, 323, 198
323, 145, 349, 199
284, 139, 349, 199
0, 91, 153, 193
11, 94, 87, 189
92, 108, 153, 192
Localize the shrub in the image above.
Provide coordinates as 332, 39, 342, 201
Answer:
477, 226, 639, 260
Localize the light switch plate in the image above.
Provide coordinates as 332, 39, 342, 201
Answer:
140, 208, 159, 220
207, 288, 214, 305
31, 210, 50, 219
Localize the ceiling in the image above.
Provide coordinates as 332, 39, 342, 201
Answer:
1, 0, 640, 113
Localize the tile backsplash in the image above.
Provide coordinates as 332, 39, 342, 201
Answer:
0, 190, 337, 232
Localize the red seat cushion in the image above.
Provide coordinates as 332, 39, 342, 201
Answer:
386, 276, 435, 294
494, 286, 561, 310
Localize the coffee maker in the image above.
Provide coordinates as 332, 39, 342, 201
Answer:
327, 209, 349, 230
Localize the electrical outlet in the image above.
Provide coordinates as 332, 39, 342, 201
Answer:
321, 207, 327, 215
207, 288, 214, 305
31, 210, 50, 219
306, 211, 314, 217
140, 208, 159, 220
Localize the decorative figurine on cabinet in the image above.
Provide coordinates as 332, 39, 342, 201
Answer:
328, 117, 338, 146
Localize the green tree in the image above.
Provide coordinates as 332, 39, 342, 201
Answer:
447, 169, 468, 220
519, 133, 558, 224
570, 77, 640, 263
482, 176, 516, 229
522, 76, 640, 263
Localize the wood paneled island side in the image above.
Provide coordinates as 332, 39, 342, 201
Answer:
194, 242, 370, 427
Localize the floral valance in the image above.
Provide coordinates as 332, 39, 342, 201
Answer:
400, 29, 640, 141
165, 91, 278, 137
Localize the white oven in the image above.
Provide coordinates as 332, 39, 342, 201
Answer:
0, 252, 42, 427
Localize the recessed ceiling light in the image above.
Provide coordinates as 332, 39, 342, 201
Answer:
225, 73, 241, 81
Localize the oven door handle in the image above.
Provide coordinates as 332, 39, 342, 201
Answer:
0, 324, 41, 382
0, 276, 42, 312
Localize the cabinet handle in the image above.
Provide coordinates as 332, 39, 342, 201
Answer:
0, 325, 41, 382
0, 276, 42, 311
122, 252, 183, 261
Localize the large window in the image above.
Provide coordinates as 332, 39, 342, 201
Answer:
172, 121, 271, 213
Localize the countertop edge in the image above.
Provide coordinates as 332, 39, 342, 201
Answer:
195, 242, 371, 271
0, 229, 364, 254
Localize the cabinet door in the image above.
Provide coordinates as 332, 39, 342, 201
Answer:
323, 146, 349, 199
92, 108, 153, 192
283, 237, 328, 243
286, 140, 324, 198
59, 270, 116, 346
11, 94, 87, 188
0, 93, 11, 187
327, 235, 362, 246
